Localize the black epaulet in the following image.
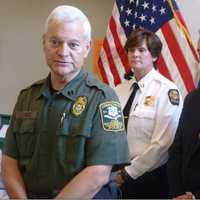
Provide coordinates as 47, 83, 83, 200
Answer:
124, 70, 134, 80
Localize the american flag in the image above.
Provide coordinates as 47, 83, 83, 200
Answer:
98, 0, 199, 98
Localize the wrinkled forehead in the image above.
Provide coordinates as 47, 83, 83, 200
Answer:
47, 19, 89, 41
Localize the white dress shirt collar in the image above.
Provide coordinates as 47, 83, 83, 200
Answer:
132, 68, 157, 92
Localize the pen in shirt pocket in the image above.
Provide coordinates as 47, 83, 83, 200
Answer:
133, 103, 138, 111
60, 112, 66, 128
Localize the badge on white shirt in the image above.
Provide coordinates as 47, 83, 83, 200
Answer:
144, 96, 155, 106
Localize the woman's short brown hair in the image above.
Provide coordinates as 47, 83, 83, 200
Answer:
124, 28, 162, 58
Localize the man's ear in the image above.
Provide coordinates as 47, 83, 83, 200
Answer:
42, 34, 46, 46
84, 40, 91, 58
42, 34, 47, 51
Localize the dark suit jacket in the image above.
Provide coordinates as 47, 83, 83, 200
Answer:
168, 89, 200, 198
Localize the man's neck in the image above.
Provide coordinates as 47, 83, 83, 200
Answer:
50, 74, 69, 91
50, 71, 80, 91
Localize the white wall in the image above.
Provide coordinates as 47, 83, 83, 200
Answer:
0, 0, 199, 114
177, 0, 200, 44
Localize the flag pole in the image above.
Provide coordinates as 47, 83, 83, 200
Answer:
167, 0, 197, 55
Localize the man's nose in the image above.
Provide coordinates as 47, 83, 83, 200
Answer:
57, 43, 69, 57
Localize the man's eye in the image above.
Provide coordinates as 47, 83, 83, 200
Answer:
69, 42, 79, 49
49, 39, 60, 47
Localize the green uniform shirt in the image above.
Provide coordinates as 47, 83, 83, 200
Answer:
3, 70, 129, 194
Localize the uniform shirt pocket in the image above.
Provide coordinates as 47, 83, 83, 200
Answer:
57, 116, 91, 137
56, 117, 91, 171
132, 107, 156, 139
15, 119, 36, 159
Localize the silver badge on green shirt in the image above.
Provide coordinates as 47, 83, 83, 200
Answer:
99, 101, 125, 132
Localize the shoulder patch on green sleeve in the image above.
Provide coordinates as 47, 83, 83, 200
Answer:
99, 101, 125, 132
168, 89, 180, 105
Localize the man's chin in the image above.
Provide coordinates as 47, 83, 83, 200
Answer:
56, 69, 80, 79
55, 68, 73, 75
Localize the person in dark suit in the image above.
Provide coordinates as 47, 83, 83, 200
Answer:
168, 89, 200, 199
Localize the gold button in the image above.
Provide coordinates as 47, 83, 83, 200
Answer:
140, 83, 144, 88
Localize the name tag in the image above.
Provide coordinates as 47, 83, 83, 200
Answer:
14, 111, 37, 119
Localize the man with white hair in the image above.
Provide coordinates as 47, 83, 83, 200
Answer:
1, 5, 129, 199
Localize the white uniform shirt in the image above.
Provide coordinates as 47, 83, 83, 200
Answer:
115, 68, 183, 179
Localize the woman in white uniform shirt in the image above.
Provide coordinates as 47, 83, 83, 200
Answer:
115, 28, 183, 199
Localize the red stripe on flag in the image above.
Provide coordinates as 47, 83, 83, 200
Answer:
157, 55, 172, 81
175, 11, 199, 62
161, 23, 195, 92
103, 38, 121, 85
110, 16, 130, 73
97, 57, 109, 84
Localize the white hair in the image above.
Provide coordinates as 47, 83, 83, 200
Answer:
45, 5, 91, 41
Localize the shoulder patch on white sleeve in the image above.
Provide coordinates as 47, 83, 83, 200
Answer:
168, 89, 180, 105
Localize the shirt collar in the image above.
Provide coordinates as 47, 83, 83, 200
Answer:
131, 68, 156, 92
34, 76, 50, 100
36, 69, 86, 101
60, 69, 86, 100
